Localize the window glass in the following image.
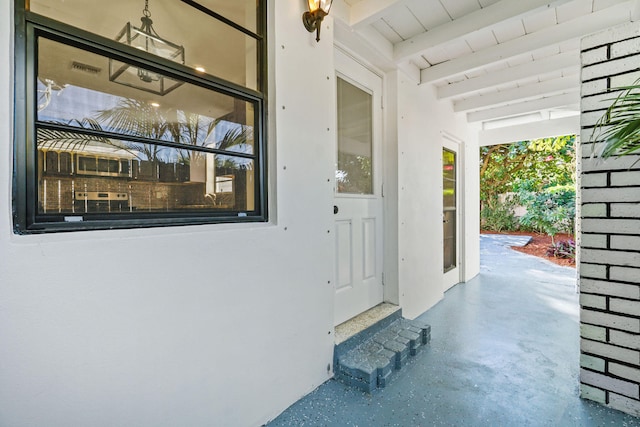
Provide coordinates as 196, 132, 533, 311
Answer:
37, 134, 255, 214
35, 36, 257, 216
37, 38, 255, 154
16, 0, 266, 232
193, 0, 259, 33
336, 77, 373, 195
30, 0, 259, 90
443, 148, 457, 271
443, 149, 456, 209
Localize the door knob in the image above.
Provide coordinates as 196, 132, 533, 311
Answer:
334, 205, 339, 214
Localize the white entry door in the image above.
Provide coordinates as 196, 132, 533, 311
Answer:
442, 137, 461, 290
333, 50, 384, 326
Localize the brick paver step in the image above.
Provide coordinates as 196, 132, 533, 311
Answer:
334, 318, 431, 393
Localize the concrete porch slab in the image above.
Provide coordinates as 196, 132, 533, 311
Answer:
267, 234, 640, 426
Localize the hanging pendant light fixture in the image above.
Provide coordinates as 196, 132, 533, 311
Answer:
109, 0, 185, 95
303, 0, 334, 42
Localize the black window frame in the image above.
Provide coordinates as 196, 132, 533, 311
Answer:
13, 0, 268, 234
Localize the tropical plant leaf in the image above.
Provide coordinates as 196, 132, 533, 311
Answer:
592, 81, 640, 159
218, 127, 249, 151
37, 119, 111, 152
38, 128, 103, 152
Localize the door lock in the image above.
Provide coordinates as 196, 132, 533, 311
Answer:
334, 205, 339, 214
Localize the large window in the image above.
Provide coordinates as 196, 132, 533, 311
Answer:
13, 0, 267, 233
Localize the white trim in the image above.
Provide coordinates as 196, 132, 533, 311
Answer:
479, 116, 580, 146
441, 130, 464, 145
441, 135, 465, 289
334, 43, 386, 81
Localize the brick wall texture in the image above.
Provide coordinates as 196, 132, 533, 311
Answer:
580, 22, 640, 417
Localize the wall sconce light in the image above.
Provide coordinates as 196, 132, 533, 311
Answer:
302, 0, 333, 42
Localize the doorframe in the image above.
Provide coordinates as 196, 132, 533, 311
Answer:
333, 45, 393, 325
442, 131, 465, 290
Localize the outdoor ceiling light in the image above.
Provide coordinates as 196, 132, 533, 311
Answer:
109, 0, 185, 95
303, 0, 333, 42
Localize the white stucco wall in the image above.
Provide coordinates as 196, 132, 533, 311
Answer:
383, 69, 400, 304
396, 71, 480, 319
0, 0, 485, 424
0, 1, 337, 426
463, 123, 481, 283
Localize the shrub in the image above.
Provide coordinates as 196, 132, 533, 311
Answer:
546, 239, 576, 259
480, 195, 519, 232
518, 186, 575, 240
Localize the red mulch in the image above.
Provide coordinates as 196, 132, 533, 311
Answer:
482, 230, 576, 268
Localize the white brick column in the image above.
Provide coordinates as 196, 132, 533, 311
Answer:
580, 22, 640, 416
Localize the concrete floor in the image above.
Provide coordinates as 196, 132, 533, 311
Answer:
266, 235, 640, 426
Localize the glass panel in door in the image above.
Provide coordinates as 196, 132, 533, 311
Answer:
443, 149, 456, 272
336, 78, 373, 194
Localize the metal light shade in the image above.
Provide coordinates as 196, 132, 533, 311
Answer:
109, 2, 185, 96
303, 0, 333, 42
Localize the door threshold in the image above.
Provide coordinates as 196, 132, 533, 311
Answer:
335, 302, 401, 345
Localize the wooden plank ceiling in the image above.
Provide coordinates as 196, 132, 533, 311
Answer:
335, 0, 640, 138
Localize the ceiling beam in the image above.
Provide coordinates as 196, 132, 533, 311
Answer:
453, 75, 578, 112
467, 92, 579, 122
420, 2, 632, 84
350, 0, 408, 28
394, 0, 573, 62
479, 116, 580, 146
437, 51, 578, 99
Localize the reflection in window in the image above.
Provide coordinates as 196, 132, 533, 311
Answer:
38, 134, 255, 214
15, 0, 266, 232
30, 0, 260, 90
37, 39, 255, 154
215, 175, 234, 193
443, 148, 456, 272
36, 38, 256, 215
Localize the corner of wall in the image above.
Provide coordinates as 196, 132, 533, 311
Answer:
579, 19, 640, 417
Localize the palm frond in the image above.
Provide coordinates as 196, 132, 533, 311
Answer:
37, 127, 109, 152
96, 99, 170, 141
217, 127, 248, 151
93, 98, 253, 164
592, 81, 640, 159
37, 119, 111, 152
